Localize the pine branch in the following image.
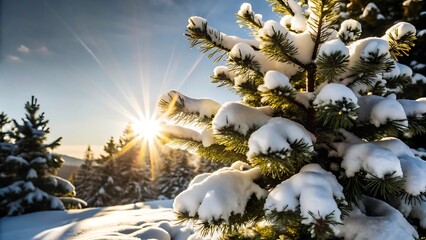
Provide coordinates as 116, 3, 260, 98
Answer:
352, 120, 408, 141
250, 139, 315, 179
266, 0, 295, 16
315, 99, 358, 129
308, 0, 340, 60
386, 29, 416, 60
407, 115, 426, 136
158, 93, 213, 128
259, 28, 306, 69
214, 127, 251, 155
236, 7, 264, 33
175, 196, 266, 238
164, 137, 247, 164
315, 51, 349, 83
364, 172, 405, 200
348, 49, 394, 88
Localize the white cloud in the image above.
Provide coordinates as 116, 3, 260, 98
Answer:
7, 55, 22, 62
36, 46, 50, 54
17, 44, 30, 53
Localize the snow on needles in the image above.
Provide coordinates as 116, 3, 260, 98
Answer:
264, 164, 345, 236
161, 90, 221, 119
313, 83, 358, 107
333, 141, 403, 179
173, 162, 267, 223
212, 102, 272, 135
337, 196, 418, 240
383, 22, 416, 41
247, 117, 315, 159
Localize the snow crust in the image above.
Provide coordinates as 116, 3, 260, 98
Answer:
6, 156, 28, 166
0, 200, 188, 240
313, 83, 358, 107
247, 117, 315, 158
212, 102, 272, 135
337, 196, 418, 240
161, 125, 201, 142
173, 162, 267, 223
264, 164, 345, 235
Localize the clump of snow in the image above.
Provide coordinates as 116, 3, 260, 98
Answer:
347, 38, 390, 70
247, 117, 315, 158
200, 129, 215, 147
318, 39, 349, 57
230, 43, 256, 60
161, 91, 221, 119
187, 16, 259, 51
360, 3, 385, 20
375, 138, 426, 196
26, 168, 37, 179
212, 102, 272, 135
258, 70, 292, 91
357, 94, 408, 128
264, 164, 345, 235
6, 156, 28, 166
412, 73, 426, 84
383, 22, 416, 41
398, 99, 426, 117
337, 196, 418, 240
313, 83, 358, 107
173, 163, 267, 223
333, 141, 403, 178
237, 3, 264, 28
338, 19, 362, 42
161, 125, 201, 142
400, 200, 426, 229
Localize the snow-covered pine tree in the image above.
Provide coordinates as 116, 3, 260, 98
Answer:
0, 97, 86, 217
155, 148, 196, 199
158, 1, 426, 239
84, 137, 122, 207
115, 123, 153, 204
73, 145, 95, 204
341, 0, 426, 98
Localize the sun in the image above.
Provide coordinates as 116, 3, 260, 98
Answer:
133, 118, 161, 141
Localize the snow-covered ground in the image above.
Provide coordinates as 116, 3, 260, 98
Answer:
0, 200, 194, 240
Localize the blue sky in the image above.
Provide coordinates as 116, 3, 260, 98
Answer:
0, 0, 274, 158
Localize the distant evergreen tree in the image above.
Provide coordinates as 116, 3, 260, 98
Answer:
155, 148, 196, 199
195, 157, 227, 174
0, 97, 85, 216
115, 123, 153, 204
84, 137, 121, 207
74, 145, 95, 204
0, 113, 15, 193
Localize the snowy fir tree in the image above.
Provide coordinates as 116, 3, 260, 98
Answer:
158, 0, 426, 239
80, 137, 122, 207
73, 145, 95, 203
115, 123, 153, 204
0, 97, 85, 217
341, 0, 426, 98
155, 148, 197, 199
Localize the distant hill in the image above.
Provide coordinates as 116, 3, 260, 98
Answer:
57, 155, 85, 180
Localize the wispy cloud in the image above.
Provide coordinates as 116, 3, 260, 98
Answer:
36, 46, 50, 54
7, 55, 22, 62
17, 44, 30, 53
